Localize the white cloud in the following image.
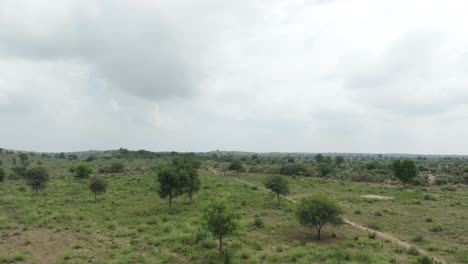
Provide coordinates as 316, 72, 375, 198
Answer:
2, 0, 468, 154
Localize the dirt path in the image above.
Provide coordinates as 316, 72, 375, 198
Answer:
209, 168, 445, 263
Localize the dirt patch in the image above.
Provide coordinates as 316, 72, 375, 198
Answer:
361, 194, 394, 200
0, 228, 75, 263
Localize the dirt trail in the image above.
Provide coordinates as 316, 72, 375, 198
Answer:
209, 168, 445, 264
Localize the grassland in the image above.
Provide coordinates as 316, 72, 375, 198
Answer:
0, 153, 467, 263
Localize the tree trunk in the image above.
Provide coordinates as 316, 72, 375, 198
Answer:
189, 192, 193, 203
219, 236, 223, 255
277, 193, 280, 206
94, 192, 97, 201
317, 227, 321, 240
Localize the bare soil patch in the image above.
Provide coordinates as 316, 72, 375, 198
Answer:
361, 194, 394, 200
0, 228, 74, 263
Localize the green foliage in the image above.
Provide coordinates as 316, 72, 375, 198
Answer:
0, 168, 5, 182
318, 164, 335, 177
252, 217, 264, 229
279, 164, 307, 175
315, 154, 324, 163
228, 160, 243, 173
392, 159, 418, 185
156, 164, 186, 209
264, 175, 289, 205
18, 153, 29, 167
172, 154, 201, 202
296, 195, 343, 240
89, 176, 107, 200
334, 156, 345, 165
75, 163, 93, 179
110, 161, 125, 173
25, 166, 49, 194
204, 201, 240, 254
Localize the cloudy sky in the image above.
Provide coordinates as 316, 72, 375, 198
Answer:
1, 0, 468, 154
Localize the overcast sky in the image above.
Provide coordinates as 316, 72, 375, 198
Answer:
1, 0, 468, 154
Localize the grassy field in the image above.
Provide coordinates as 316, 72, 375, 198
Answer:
1, 156, 467, 263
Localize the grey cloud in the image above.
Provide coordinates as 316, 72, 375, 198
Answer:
0, 1, 197, 100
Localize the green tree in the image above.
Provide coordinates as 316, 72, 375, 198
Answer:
318, 164, 335, 177
110, 161, 125, 173
157, 165, 185, 209
89, 176, 107, 200
279, 164, 307, 175
264, 175, 289, 206
173, 155, 201, 202
296, 196, 344, 240
26, 166, 49, 194
315, 154, 324, 163
18, 153, 29, 167
228, 160, 243, 175
204, 201, 240, 255
75, 163, 93, 179
392, 159, 418, 185
0, 168, 5, 182
334, 156, 345, 166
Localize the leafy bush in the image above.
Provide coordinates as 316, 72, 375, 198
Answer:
253, 217, 264, 229
429, 224, 443, 232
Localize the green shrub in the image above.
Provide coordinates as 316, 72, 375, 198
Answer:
429, 224, 443, 232
253, 217, 264, 229
407, 247, 420, 256
412, 235, 425, 243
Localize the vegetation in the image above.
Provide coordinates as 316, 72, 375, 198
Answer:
74, 163, 93, 179
203, 201, 240, 254
89, 176, 107, 200
392, 159, 418, 185
264, 175, 289, 205
0, 167, 5, 182
296, 195, 344, 240
228, 160, 243, 174
156, 165, 184, 209
0, 149, 467, 263
25, 166, 49, 194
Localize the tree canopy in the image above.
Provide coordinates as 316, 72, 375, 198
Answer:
228, 160, 243, 174
26, 166, 49, 194
296, 195, 343, 240
204, 201, 240, 254
89, 176, 107, 200
264, 175, 289, 206
392, 159, 418, 185
75, 163, 93, 179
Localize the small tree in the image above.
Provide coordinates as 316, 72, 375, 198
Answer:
19, 153, 29, 167
296, 196, 343, 240
228, 160, 243, 175
75, 163, 92, 179
264, 175, 289, 206
334, 156, 345, 166
0, 168, 5, 182
157, 165, 185, 209
110, 161, 125, 173
315, 154, 324, 163
26, 166, 49, 194
89, 177, 107, 200
204, 201, 240, 255
392, 159, 418, 186
172, 154, 201, 202
318, 164, 335, 177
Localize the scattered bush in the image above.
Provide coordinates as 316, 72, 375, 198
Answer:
429, 224, 443, 232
